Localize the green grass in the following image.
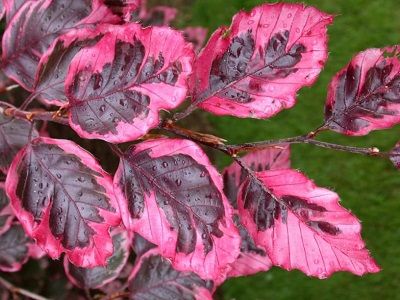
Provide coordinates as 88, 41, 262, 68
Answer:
180, 0, 400, 299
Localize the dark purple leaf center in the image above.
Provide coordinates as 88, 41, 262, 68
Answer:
199, 30, 305, 104
69, 39, 181, 135
242, 178, 340, 235
120, 148, 225, 254
15, 141, 115, 249
326, 61, 400, 132
129, 254, 211, 300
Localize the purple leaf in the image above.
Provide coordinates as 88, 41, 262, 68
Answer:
227, 215, 272, 278
223, 145, 291, 208
325, 46, 400, 135
2, 0, 29, 24
389, 141, 400, 169
0, 223, 31, 272
128, 249, 213, 300
35, 27, 106, 106
0, 182, 13, 235
0, 112, 39, 172
183, 27, 208, 54
104, 0, 142, 21
0, 1, 4, 21
238, 169, 380, 278
65, 24, 194, 143
191, 3, 333, 118
132, 233, 156, 258
1, 0, 118, 91
5, 137, 121, 267
64, 227, 131, 289
222, 147, 289, 277
113, 138, 240, 282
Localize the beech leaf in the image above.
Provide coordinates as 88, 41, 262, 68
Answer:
325, 46, 400, 135
35, 27, 106, 106
128, 249, 213, 300
0, 223, 31, 272
64, 227, 131, 289
0, 182, 13, 235
114, 138, 240, 281
1, 0, 118, 91
3, 0, 27, 24
183, 27, 208, 54
227, 215, 272, 278
65, 24, 194, 143
104, 0, 142, 21
0, 112, 39, 172
222, 147, 289, 277
5, 137, 121, 267
191, 3, 333, 118
238, 169, 380, 278
223, 145, 291, 208
141, 5, 177, 27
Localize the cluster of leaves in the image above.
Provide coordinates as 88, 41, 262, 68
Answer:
0, 0, 399, 299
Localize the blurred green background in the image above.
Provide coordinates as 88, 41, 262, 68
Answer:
173, 0, 400, 299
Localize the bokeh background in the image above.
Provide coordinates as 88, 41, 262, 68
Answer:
168, 0, 400, 299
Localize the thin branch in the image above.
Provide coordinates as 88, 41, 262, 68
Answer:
0, 276, 50, 300
0, 105, 69, 125
161, 120, 386, 158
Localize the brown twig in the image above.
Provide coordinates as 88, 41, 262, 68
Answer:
0, 105, 69, 125
0, 276, 50, 300
160, 120, 386, 158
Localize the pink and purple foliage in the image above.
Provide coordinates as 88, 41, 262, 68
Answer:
191, 3, 333, 118
0, 0, 396, 298
6, 137, 121, 267
65, 24, 194, 143
113, 138, 240, 282
1, 0, 118, 91
238, 169, 379, 278
325, 46, 400, 135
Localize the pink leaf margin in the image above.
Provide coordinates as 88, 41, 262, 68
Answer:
5, 137, 121, 268
193, 3, 333, 118
238, 169, 380, 278
65, 24, 194, 143
113, 138, 240, 282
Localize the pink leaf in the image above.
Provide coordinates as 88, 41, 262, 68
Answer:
28, 243, 46, 260
5, 137, 121, 267
183, 27, 208, 54
389, 141, 400, 169
113, 138, 240, 282
222, 147, 289, 277
35, 27, 107, 106
0, 182, 13, 235
141, 6, 177, 27
227, 215, 272, 278
104, 0, 142, 21
0, 223, 31, 272
238, 169, 380, 278
2, 0, 30, 24
65, 24, 194, 143
64, 227, 131, 289
223, 145, 291, 208
191, 3, 333, 118
0, 112, 39, 172
325, 46, 400, 135
0, 1, 4, 21
1, 0, 118, 91
128, 249, 213, 300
